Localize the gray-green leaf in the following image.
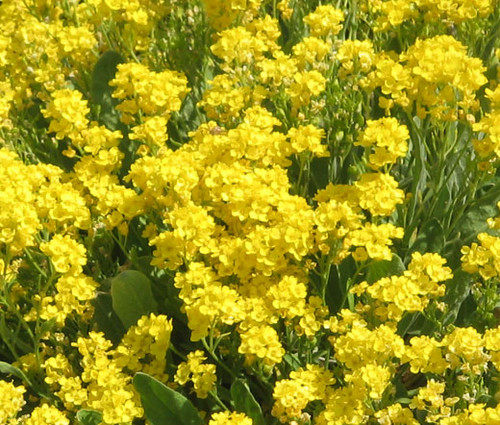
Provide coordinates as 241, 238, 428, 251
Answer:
0, 361, 32, 386
76, 409, 102, 425
231, 379, 265, 425
133, 372, 204, 425
111, 270, 157, 329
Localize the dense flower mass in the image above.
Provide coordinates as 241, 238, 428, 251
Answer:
1, 0, 500, 424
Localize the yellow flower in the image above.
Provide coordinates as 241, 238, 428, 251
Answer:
286, 70, 327, 110
345, 363, 391, 400
24, 404, 69, 425
461, 233, 500, 280
402, 335, 448, 374
355, 117, 409, 168
333, 324, 405, 370
40, 234, 87, 275
374, 403, 418, 425
209, 411, 253, 425
42, 89, 90, 143
345, 222, 403, 262
174, 351, 216, 399
267, 275, 307, 319
110, 62, 189, 123
115, 313, 173, 379
292, 36, 332, 69
442, 327, 487, 368
238, 325, 285, 365
355, 172, 405, 216
0, 381, 25, 424
337, 39, 375, 75
303, 5, 344, 37
288, 125, 329, 157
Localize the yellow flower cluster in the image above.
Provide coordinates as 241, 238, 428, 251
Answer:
24, 404, 70, 425
115, 313, 173, 379
2, 1, 500, 424
352, 252, 452, 321
174, 350, 217, 398
78, 0, 171, 51
318, 310, 500, 423
0, 148, 98, 327
42, 89, 91, 143
303, 5, 344, 38
110, 62, 190, 126
336, 39, 375, 78
365, 0, 494, 30
365, 35, 487, 119
272, 364, 335, 422
209, 411, 253, 425
0, 381, 25, 424
38, 313, 171, 424
461, 232, 500, 279
239, 325, 286, 366
200, 6, 346, 122
472, 85, 500, 161
0, 1, 96, 126
355, 117, 409, 169
202, 0, 264, 30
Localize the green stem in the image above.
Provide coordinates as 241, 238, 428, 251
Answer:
209, 389, 230, 411
201, 337, 238, 380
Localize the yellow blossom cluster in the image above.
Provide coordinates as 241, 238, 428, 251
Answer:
461, 232, 500, 279
0, 381, 26, 424
364, 35, 487, 119
472, 85, 500, 161
365, 0, 495, 30
0, 148, 97, 326
272, 364, 335, 422
352, 252, 452, 321
200, 5, 347, 122
202, 0, 264, 30
355, 117, 409, 169
110, 63, 190, 126
1, 1, 500, 424
336, 39, 376, 78
174, 350, 217, 398
115, 313, 173, 379
209, 411, 254, 425
38, 314, 171, 424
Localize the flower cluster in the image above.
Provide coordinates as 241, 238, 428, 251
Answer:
1, 1, 500, 425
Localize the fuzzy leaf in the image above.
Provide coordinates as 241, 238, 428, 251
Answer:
133, 372, 203, 425
76, 410, 102, 425
231, 379, 265, 425
111, 270, 157, 329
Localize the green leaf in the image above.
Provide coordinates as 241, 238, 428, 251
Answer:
91, 51, 123, 104
455, 294, 478, 328
440, 269, 473, 327
37, 318, 56, 339
325, 256, 356, 314
231, 379, 265, 425
366, 254, 405, 284
111, 270, 158, 329
76, 409, 102, 425
283, 353, 302, 369
459, 202, 498, 244
133, 372, 203, 425
90, 51, 123, 130
0, 361, 32, 386
92, 292, 126, 344
310, 156, 330, 196
431, 185, 451, 222
410, 218, 445, 255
